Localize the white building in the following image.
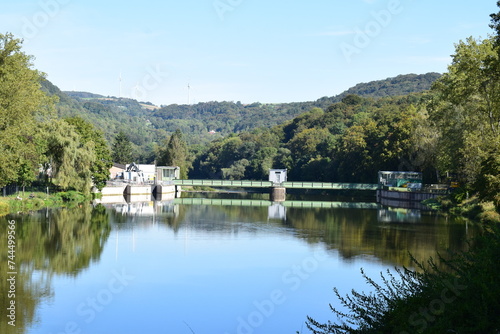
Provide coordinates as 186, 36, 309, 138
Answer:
269, 169, 287, 185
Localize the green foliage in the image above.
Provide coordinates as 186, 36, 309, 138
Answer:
64, 117, 113, 191
111, 131, 133, 164
194, 95, 432, 183
474, 143, 500, 210
306, 9, 500, 331
221, 159, 250, 180
156, 129, 189, 178
42, 120, 96, 194
17, 161, 36, 188
189, 35, 495, 194
0, 190, 92, 215
0, 33, 55, 187
332, 73, 441, 101
0, 201, 9, 215
429, 36, 500, 185
0, 33, 456, 195
55, 190, 87, 203
305, 229, 500, 334
41, 73, 439, 159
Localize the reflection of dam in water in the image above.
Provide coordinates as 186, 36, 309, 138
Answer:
104, 197, 427, 224
173, 198, 379, 209
378, 207, 422, 223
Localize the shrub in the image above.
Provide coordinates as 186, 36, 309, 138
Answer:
29, 198, 45, 210
478, 210, 500, 224
304, 229, 500, 333
0, 201, 9, 216
56, 191, 87, 203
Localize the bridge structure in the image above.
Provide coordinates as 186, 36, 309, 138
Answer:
173, 179, 379, 201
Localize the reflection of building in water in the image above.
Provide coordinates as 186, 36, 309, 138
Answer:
108, 200, 179, 218
378, 197, 431, 210
117, 201, 155, 216
268, 203, 286, 221
378, 207, 421, 223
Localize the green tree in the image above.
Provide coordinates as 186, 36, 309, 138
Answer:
490, 0, 500, 49
222, 159, 250, 180
157, 129, 189, 179
288, 128, 332, 162
430, 36, 500, 185
475, 141, 500, 210
65, 117, 113, 191
42, 120, 95, 194
0, 33, 55, 188
111, 131, 133, 164
247, 147, 278, 180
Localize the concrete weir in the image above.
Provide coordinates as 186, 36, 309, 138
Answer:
97, 183, 178, 201
152, 184, 178, 201
124, 185, 153, 196
100, 184, 127, 196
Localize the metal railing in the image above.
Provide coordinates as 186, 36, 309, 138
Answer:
283, 182, 379, 190
173, 179, 379, 190
174, 179, 274, 188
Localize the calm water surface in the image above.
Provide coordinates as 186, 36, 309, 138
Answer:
0, 193, 479, 334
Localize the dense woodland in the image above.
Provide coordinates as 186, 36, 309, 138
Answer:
39, 72, 440, 164
0, 26, 498, 209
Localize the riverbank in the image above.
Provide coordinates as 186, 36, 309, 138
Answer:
423, 194, 500, 224
305, 222, 500, 333
0, 190, 92, 216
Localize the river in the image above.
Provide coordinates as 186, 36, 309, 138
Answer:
0, 192, 479, 334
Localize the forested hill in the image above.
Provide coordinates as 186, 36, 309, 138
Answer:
41, 72, 441, 162
152, 72, 441, 133
313, 72, 441, 106
334, 72, 441, 99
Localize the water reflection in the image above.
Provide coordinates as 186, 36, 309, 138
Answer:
0, 196, 481, 334
104, 198, 478, 269
0, 205, 111, 334
378, 207, 422, 223
268, 203, 286, 221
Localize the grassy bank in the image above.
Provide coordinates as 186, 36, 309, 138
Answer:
423, 192, 500, 224
0, 190, 92, 216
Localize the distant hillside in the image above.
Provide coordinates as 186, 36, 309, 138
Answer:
42, 72, 441, 162
337, 72, 441, 99
313, 72, 441, 108
65, 91, 105, 99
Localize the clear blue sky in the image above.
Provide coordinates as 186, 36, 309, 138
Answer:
1, 0, 498, 106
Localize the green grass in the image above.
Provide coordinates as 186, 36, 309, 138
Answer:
423, 193, 500, 224
0, 190, 90, 216
0, 201, 9, 215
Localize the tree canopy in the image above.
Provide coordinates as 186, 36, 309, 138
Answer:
0, 33, 55, 188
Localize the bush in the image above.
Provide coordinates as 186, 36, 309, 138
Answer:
478, 210, 500, 224
29, 198, 45, 210
55, 191, 87, 203
304, 228, 500, 334
0, 201, 9, 216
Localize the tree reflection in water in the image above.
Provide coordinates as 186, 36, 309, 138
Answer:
0, 205, 111, 334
